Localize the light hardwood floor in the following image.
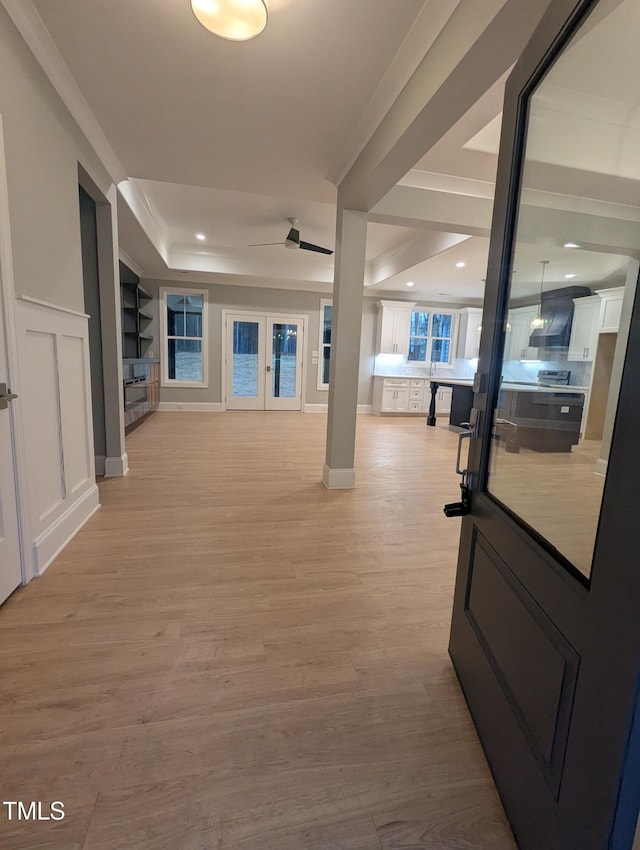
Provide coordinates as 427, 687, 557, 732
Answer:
0, 412, 516, 850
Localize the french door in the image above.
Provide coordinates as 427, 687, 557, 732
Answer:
225, 312, 305, 411
448, 1, 640, 848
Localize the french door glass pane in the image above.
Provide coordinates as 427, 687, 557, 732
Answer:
272, 323, 297, 398
232, 321, 259, 397
168, 339, 203, 381
323, 305, 332, 344
485, 0, 634, 580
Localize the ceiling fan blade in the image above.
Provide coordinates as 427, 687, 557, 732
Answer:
248, 242, 286, 247
299, 240, 333, 255
286, 227, 300, 244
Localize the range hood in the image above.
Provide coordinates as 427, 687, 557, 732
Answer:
529, 286, 591, 348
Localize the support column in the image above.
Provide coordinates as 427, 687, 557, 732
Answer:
323, 207, 368, 489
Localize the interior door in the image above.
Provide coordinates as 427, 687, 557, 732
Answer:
0, 267, 22, 603
225, 313, 304, 411
448, 1, 640, 848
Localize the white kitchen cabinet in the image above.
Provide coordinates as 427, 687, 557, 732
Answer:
375, 301, 415, 355
457, 307, 483, 359
372, 377, 412, 413
436, 386, 452, 415
596, 287, 625, 333
568, 295, 600, 361
505, 305, 540, 361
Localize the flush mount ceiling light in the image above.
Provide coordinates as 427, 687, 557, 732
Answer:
530, 260, 549, 330
191, 0, 268, 41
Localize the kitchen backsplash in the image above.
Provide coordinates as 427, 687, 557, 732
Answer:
374, 353, 592, 388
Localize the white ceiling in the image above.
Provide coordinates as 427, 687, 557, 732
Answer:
16, 0, 640, 302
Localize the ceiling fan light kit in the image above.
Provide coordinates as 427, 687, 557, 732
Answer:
191, 0, 268, 42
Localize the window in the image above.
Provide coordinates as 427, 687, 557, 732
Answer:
408, 309, 454, 364
318, 299, 332, 389
160, 287, 208, 386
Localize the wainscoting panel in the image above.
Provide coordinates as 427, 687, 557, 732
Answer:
15, 297, 99, 575
59, 333, 92, 494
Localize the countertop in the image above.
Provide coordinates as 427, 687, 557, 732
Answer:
429, 377, 588, 394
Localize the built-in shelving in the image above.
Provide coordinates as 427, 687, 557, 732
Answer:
120, 262, 154, 359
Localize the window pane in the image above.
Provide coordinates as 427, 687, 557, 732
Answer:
167, 294, 184, 335
232, 321, 259, 397
323, 305, 332, 344
185, 295, 203, 337
322, 346, 330, 384
411, 311, 429, 336
432, 313, 452, 338
168, 338, 203, 382
408, 338, 427, 362
272, 323, 297, 398
431, 338, 450, 363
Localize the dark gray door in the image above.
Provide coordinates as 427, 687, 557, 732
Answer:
448, 1, 640, 848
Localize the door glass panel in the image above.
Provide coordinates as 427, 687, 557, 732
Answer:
485, 0, 637, 580
232, 320, 259, 397
271, 323, 297, 398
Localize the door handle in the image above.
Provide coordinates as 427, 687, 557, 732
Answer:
0, 382, 18, 411
444, 413, 478, 518
266, 365, 271, 372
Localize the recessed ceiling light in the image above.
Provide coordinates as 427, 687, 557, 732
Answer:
196, 233, 205, 240
565, 273, 577, 279
438, 292, 452, 296
564, 242, 580, 248
456, 261, 466, 268
406, 281, 414, 287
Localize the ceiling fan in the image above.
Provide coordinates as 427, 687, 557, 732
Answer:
249, 218, 333, 255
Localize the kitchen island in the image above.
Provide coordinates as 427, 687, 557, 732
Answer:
428, 378, 587, 453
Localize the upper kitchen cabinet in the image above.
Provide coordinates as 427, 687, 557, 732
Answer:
568, 294, 600, 361
457, 307, 483, 359
597, 286, 625, 333
375, 300, 415, 355
505, 305, 539, 361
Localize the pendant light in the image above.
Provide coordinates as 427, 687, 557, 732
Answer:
530, 260, 549, 330
191, 0, 268, 41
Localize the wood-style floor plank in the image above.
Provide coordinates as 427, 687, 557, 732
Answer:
0, 412, 515, 849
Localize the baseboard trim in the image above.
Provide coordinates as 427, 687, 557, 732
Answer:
322, 464, 356, 490
32, 484, 100, 576
104, 453, 129, 477
594, 458, 607, 477
157, 402, 224, 412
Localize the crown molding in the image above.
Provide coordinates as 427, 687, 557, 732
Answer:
118, 250, 144, 279
1, 0, 126, 184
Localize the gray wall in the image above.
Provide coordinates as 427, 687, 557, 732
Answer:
143, 279, 381, 407
0, 5, 112, 313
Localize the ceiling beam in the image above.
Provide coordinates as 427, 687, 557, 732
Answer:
338, 0, 552, 212
370, 184, 493, 236
365, 230, 471, 286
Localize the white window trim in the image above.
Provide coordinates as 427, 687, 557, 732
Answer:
408, 308, 458, 365
317, 298, 332, 391
160, 286, 209, 388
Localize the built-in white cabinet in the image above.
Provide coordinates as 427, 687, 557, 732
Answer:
505, 305, 540, 361
596, 287, 625, 333
375, 300, 415, 355
457, 307, 483, 359
373, 377, 411, 413
435, 386, 452, 415
568, 295, 600, 361
372, 376, 451, 416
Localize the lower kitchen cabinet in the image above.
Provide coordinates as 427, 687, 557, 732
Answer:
372, 377, 451, 416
